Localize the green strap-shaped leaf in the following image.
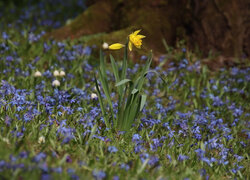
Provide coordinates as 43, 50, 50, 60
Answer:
124, 94, 140, 130
98, 69, 111, 104
135, 52, 152, 90
115, 79, 131, 87
94, 76, 110, 128
131, 89, 139, 94
140, 95, 147, 111
98, 68, 115, 123
110, 55, 120, 83
110, 55, 123, 97
143, 70, 167, 85
99, 49, 106, 75
121, 40, 128, 80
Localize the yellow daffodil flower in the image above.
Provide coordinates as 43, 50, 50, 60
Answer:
108, 43, 125, 50
107, 30, 145, 51
128, 30, 146, 51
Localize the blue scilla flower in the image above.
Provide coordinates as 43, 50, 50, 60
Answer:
233, 108, 243, 117
108, 146, 118, 153
113, 176, 119, 180
132, 134, 141, 142
140, 153, 149, 163
43, 42, 51, 53
150, 138, 162, 151
0, 160, 6, 169
178, 154, 189, 161
231, 165, 243, 174
62, 134, 75, 144
19, 151, 28, 159
218, 159, 229, 165
166, 154, 172, 162
168, 130, 175, 138
178, 59, 188, 69
134, 144, 145, 153
23, 112, 34, 122
120, 163, 130, 171
83, 46, 92, 56
199, 168, 207, 177
92, 135, 105, 141
92, 169, 106, 180
234, 154, 244, 162
195, 149, 205, 158
67, 168, 75, 174
71, 174, 79, 180
201, 157, 212, 166
231, 67, 239, 76
6, 56, 14, 62
2, 32, 9, 40
41, 174, 51, 180
141, 55, 147, 61
53, 167, 62, 174
9, 155, 17, 162
148, 156, 159, 166
33, 152, 46, 163
39, 163, 49, 173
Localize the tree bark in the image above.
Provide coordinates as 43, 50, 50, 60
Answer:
48, 0, 250, 58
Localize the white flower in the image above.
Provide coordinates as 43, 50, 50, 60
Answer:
38, 136, 45, 144
53, 70, 60, 77
2, 137, 10, 145
34, 71, 42, 77
94, 85, 100, 91
52, 80, 60, 87
91, 93, 98, 99
59, 70, 66, 77
102, 42, 109, 50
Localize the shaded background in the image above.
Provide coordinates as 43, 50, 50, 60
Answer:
2, 0, 250, 60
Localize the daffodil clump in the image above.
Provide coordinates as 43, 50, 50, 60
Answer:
108, 30, 146, 51
96, 29, 152, 131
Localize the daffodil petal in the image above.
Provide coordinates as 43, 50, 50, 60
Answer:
133, 29, 141, 35
137, 35, 146, 39
109, 43, 125, 50
129, 41, 133, 51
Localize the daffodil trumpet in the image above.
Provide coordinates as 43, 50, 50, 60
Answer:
128, 29, 146, 51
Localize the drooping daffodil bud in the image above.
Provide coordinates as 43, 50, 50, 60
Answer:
108, 43, 125, 50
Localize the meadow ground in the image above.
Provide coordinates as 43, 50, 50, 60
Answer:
0, 1, 249, 180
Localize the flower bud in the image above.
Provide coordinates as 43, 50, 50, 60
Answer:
53, 70, 60, 77
108, 43, 125, 50
2, 137, 10, 145
91, 93, 98, 99
38, 136, 45, 144
34, 71, 42, 77
59, 70, 65, 77
102, 42, 109, 50
52, 80, 60, 87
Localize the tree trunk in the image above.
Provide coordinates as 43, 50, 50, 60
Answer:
47, 0, 250, 58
